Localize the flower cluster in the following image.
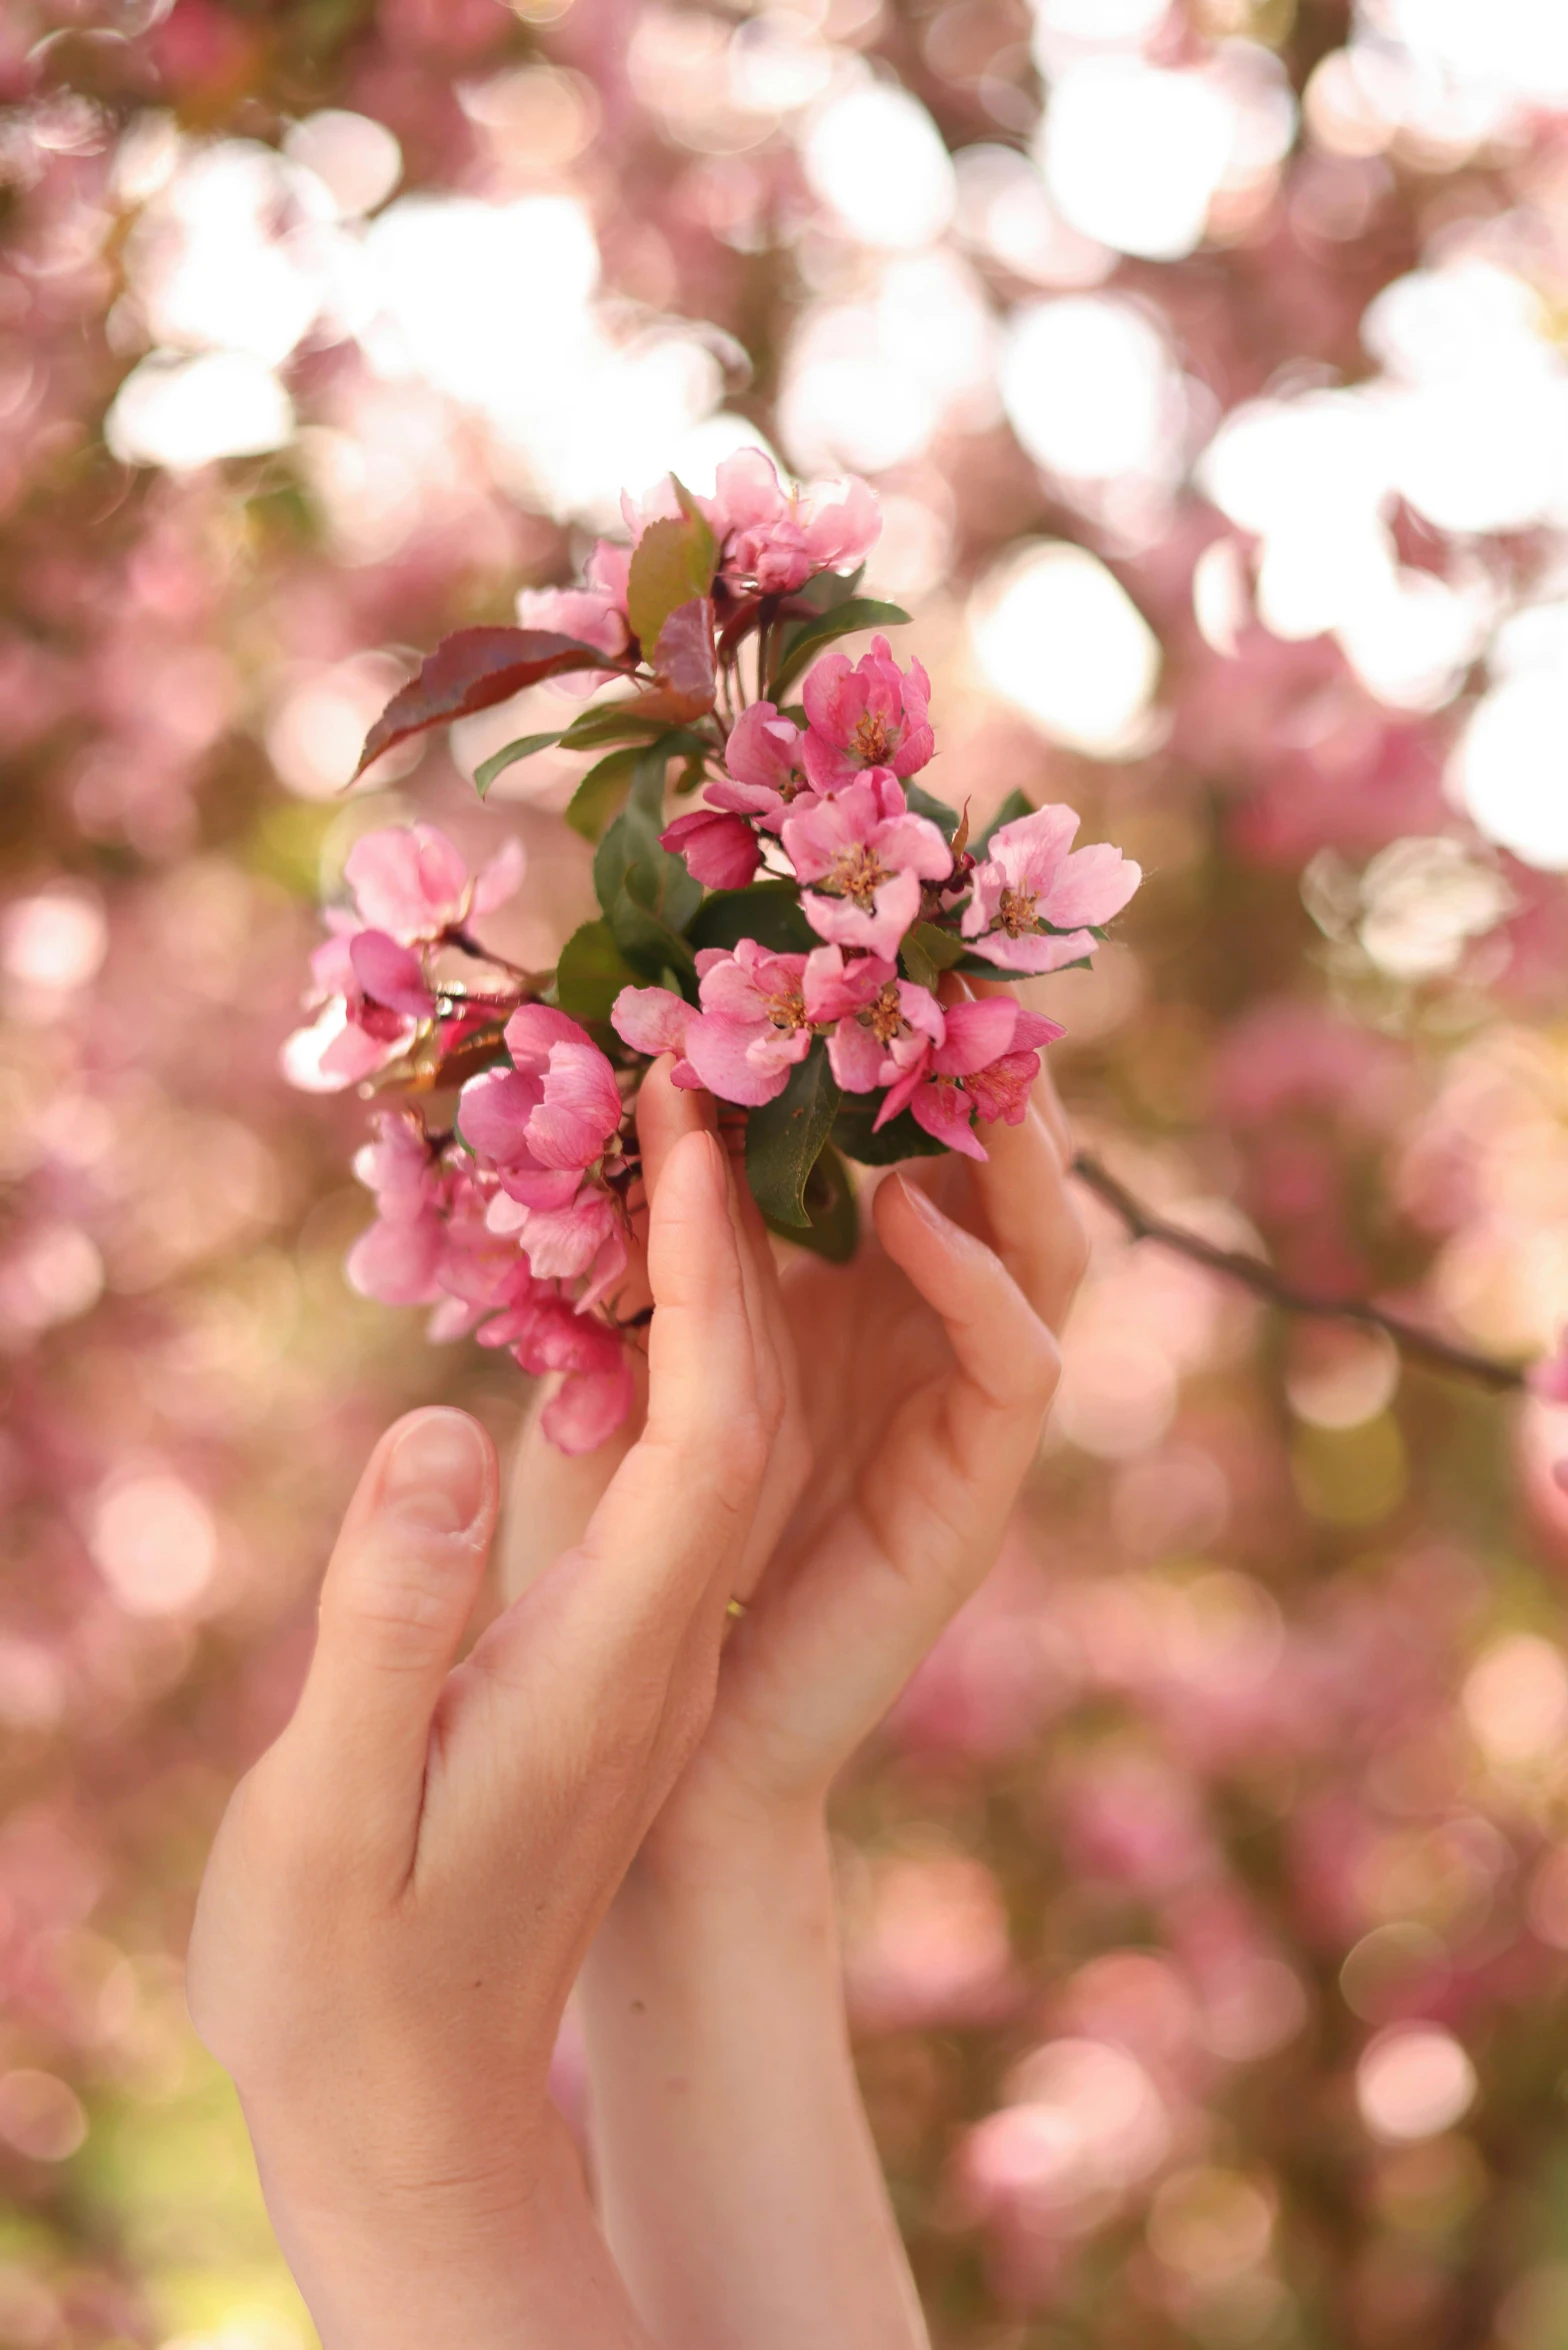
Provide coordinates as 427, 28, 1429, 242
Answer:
288, 456, 1140, 1447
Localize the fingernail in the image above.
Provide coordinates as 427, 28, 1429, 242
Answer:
896, 1173, 948, 1229
382, 1411, 489, 1536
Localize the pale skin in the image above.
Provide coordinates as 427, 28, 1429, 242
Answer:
189, 978, 1087, 2348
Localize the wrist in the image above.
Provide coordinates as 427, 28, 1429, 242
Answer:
253, 2108, 645, 2350
623, 1775, 831, 1919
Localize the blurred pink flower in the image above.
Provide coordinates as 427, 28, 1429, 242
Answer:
343, 822, 523, 944
710, 448, 880, 595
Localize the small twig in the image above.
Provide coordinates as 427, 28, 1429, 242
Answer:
1069, 1150, 1524, 1395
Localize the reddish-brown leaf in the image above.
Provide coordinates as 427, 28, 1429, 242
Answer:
653, 597, 717, 712
355, 628, 619, 777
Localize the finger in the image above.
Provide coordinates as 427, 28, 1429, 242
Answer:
967, 1100, 1089, 1332
636, 1053, 717, 1205
499, 1371, 642, 1605
474, 1129, 769, 1711
873, 1171, 1059, 1525
283, 1409, 497, 1870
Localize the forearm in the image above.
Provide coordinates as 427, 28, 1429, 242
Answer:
251, 2107, 653, 2350
579, 1804, 929, 2350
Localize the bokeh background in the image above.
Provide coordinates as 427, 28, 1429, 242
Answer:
7, 1, 1568, 2344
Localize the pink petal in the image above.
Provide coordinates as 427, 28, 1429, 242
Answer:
966, 1049, 1041, 1127
504, 1002, 598, 1074
349, 929, 435, 1018
800, 870, 921, 959
528, 1040, 623, 1169
511, 1186, 621, 1281
802, 944, 895, 1022
660, 809, 763, 889
471, 835, 527, 915
1012, 1008, 1067, 1052
961, 929, 1097, 975
458, 1066, 546, 1166
827, 1016, 888, 1092
345, 823, 468, 940
683, 1012, 801, 1105
611, 984, 694, 1056
874, 811, 955, 883
1040, 843, 1142, 929
910, 1080, 988, 1160
542, 1354, 635, 1454
345, 1209, 446, 1306
724, 702, 806, 795
933, 996, 1023, 1078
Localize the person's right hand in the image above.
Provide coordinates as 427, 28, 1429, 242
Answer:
185, 1118, 791, 2350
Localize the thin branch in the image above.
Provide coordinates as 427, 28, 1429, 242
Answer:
1069, 1150, 1525, 1395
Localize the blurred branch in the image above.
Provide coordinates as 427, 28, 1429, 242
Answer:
1069, 1151, 1525, 1395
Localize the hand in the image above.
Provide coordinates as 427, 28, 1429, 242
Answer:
552, 989, 1088, 2350
186, 1124, 791, 2350
505, 982, 1087, 1868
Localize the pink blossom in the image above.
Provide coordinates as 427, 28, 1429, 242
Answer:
486, 1182, 628, 1310
459, 1008, 622, 1209
342, 822, 524, 945
611, 984, 699, 1075
710, 448, 880, 595
706, 703, 810, 831
509, 1296, 635, 1455
683, 940, 814, 1105
810, 953, 944, 1095
801, 635, 934, 793
961, 807, 1141, 975
611, 941, 816, 1106
878, 998, 1065, 1160
345, 1113, 447, 1306
783, 771, 952, 959
514, 539, 631, 662
347, 929, 436, 1020
659, 807, 763, 888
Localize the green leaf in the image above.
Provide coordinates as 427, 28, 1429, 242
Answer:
794, 563, 866, 614
555, 919, 641, 1023
744, 1045, 841, 1228
565, 746, 640, 842
593, 735, 703, 980
903, 781, 961, 840
689, 882, 818, 957
763, 1142, 858, 1263
975, 789, 1034, 853
832, 1098, 950, 1166
473, 730, 562, 798
766, 598, 911, 699
627, 511, 717, 655
559, 705, 673, 751
899, 921, 969, 991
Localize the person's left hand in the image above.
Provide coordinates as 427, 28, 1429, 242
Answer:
187, 1117, 794, 2350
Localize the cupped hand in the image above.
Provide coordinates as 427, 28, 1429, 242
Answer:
185, 1123, 792, 2344
504, 982, 1087, 1874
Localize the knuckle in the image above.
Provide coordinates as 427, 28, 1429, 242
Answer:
323, 1551, 458, 1663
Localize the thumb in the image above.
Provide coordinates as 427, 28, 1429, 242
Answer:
282, 1409, 497, 1874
